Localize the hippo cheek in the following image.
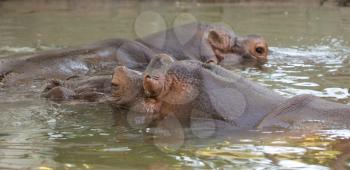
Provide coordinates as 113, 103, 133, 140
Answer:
111, 85, 135, 105
247, 48, 268, 65
115, 96, 133, 106
217, 53, 243, 67
112, 92, 132, 105
256, 55, 268, 65
218, 53, 264, 67
111, 84, 129, 104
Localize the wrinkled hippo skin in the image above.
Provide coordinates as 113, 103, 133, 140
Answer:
0, 23, 268, 85
141, 54, 350, 130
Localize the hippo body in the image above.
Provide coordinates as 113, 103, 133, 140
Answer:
258, 94, 350, 129
141, 55, 350, 130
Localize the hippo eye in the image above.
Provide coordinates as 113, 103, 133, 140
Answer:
255, 47, 264, 54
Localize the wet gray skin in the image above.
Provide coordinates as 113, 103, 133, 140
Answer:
143, 54, 350, 130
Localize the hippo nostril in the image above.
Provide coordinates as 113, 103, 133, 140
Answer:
206, 59, 217, 64
111, 83, 119, 89
152, 76, 160, 80
145, 75, 151, 79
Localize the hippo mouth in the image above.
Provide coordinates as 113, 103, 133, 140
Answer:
111, 84, 124, 101
145, 76, 160, 97
242, 55, 258, 63
110, 93, 127, 105
143, 74, 165, 99
242, 56, 267, 67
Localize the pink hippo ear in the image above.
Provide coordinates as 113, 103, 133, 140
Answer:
207, 30, 231, 51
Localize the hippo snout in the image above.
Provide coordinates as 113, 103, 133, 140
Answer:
143, 74, 163, 98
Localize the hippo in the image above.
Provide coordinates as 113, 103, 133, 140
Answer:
141, 54, 350, 130
137, 23, 268, 66
0, 23, 268, 85
41, 75, 113, 102
41, 65, 159, 115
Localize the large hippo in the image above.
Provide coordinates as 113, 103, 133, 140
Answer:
141, 54, 350, 130
42, 53, 350, 130
0, 23, 268, 85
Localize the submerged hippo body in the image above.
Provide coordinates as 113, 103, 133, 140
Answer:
0, 23, 268, 86
0, 39, 155, 85
142, 54, 350, 130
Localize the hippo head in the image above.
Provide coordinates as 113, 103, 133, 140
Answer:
143, 54, 201, 106
111, 65, 162, 119
111, 66, 144, 105
111, 65, 163, 111
41, 79, 75, 101
143, 54, 175, 98
207, 29, 268, 66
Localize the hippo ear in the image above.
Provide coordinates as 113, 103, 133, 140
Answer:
207, 30, 231, 50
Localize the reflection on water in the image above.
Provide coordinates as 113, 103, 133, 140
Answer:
242, 37, 350, 102
0, 0, 350, 169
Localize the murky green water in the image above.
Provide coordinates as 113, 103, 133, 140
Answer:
1, 1, 350, 169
